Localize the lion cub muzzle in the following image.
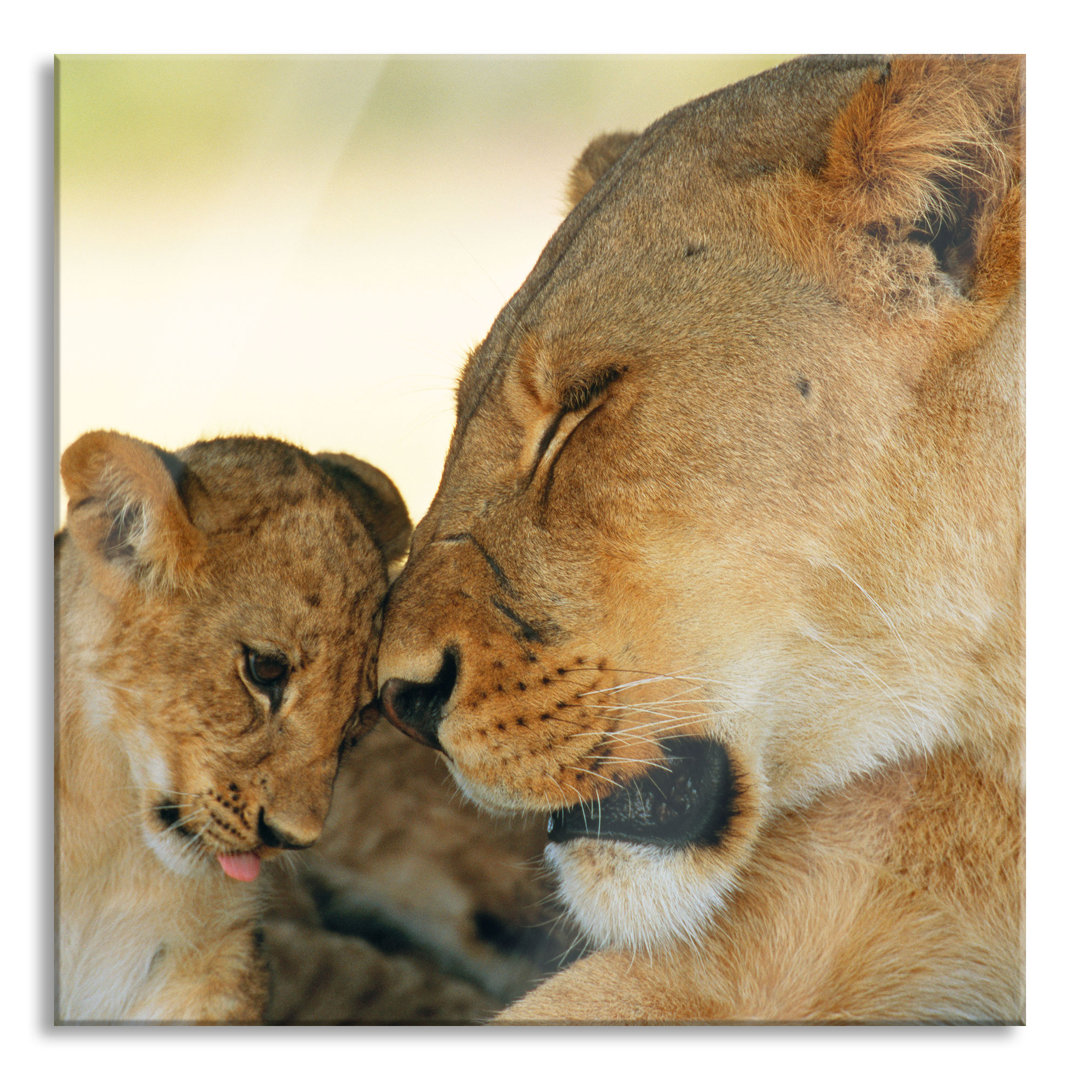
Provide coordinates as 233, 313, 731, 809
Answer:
149, 777, 328, 882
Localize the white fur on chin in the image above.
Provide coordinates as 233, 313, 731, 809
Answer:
546, 837, 739, 955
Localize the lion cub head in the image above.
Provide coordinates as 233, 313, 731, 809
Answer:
59, 431, 410, 881
377, 56, 1024, 953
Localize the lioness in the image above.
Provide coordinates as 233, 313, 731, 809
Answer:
377, 55, 1024, 1022
56, 431, 409, 1023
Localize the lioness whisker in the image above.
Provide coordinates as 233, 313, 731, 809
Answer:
800, 624, 921, 728
824, 560, 932, 719
581, 701, 695, 715
575, 673, 688, 697
596, 755, 673, 769
588, 715, 708, 738
576, 767, 627, 793
578, 711, 693, 730
609, 713, 710, 731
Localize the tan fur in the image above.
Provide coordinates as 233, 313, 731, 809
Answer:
56, 431, 409, 1023
377, 56, 1024, 1023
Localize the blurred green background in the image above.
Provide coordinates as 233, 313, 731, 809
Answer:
56, 55, 793, 521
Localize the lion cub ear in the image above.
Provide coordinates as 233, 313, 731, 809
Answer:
61, 430, 205, 596
315, 453, 412, 566
565, 131, 638, 212
819, 55, 1024, 307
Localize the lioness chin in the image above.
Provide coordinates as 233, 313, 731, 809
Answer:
377, 54, 1024, 1023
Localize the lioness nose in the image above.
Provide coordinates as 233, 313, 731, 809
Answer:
379, 647, 458, 753
256, 807, 318, 850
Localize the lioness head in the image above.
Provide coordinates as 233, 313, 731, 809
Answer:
60, 431, 410, 881
377, 56, 1024, 952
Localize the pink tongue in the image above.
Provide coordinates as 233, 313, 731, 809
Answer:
216, 852, 261, 882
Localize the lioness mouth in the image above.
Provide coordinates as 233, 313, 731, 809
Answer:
547, 737, 736, 848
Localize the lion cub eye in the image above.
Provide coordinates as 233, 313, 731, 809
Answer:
248, 652, 288, 685
243, 648, 290, 709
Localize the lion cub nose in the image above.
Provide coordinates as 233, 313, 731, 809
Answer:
379, 647, 458, 753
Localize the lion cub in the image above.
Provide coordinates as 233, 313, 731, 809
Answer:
55, 431, 410, 1023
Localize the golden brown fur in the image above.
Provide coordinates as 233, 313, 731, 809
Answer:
56, 431, 409, 1023
376, 56, 1025, 1023
260, 722, 571, 1023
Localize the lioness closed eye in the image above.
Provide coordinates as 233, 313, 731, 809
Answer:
56, 431, 410, 1023
377, 55, 1024, 1023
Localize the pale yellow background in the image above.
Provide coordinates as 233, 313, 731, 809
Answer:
57, 55, 793, 524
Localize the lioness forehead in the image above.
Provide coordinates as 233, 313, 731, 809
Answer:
454, 55, 886, 429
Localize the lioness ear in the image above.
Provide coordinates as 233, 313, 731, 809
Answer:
565, 131, 638, 212
61, 430, 205, 595
820, 55, 1024, 305
315, 453, 412, 565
